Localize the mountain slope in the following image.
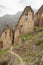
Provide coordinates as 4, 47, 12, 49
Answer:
0, 11, 22, 34
13, 28, 43, 65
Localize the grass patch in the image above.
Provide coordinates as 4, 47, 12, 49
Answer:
41, 43, 43, 47
16, 58, 20, 64
23, 57, 28, 62
20, 33, 33, 41
0, 49, 8, 55
14, 43, 20, 49
0, 50, 4, 55
36, 39, 43, 47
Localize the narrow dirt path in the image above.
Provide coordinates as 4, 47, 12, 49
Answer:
9, 46, 25, 65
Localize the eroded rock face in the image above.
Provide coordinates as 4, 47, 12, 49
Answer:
14, 6, 34, 44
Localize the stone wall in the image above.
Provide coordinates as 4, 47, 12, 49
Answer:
18, 11, 34, 33
14, 6, 34, 44
0, 26, 13, 49
34, 5, 43, 27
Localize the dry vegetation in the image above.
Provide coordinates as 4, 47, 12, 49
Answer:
13, 28, 43, 65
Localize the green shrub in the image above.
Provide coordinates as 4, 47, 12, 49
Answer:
36, 39, 43, 46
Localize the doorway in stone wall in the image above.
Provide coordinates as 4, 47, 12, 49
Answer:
12, 31, 14, 45
0, 41, 3, 49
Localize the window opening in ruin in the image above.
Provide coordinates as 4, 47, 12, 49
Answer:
5, 31, 7, 37
20, 25, 23, 28
19, 25, 23, 34
25, 16, 28, 20
25, 12, 28, 15
9, 30, 11, 38
0, 41, 3, 49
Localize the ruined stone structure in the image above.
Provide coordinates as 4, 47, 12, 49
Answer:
0, 5, 43, 49
34, 5, 43, 27
0, 25, 13, 49
14, 6, 34, 44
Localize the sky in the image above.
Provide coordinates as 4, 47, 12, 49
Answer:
0, 0, 43, 16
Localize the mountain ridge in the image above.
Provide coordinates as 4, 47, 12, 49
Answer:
0, 11, 22, 34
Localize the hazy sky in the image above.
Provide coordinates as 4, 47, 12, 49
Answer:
0, 0, 43, 16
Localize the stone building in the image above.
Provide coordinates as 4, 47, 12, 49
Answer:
14, 6, 34, 44
0, 5, 43, 49
34, 5, 43, 27
0, 25, 13, 49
